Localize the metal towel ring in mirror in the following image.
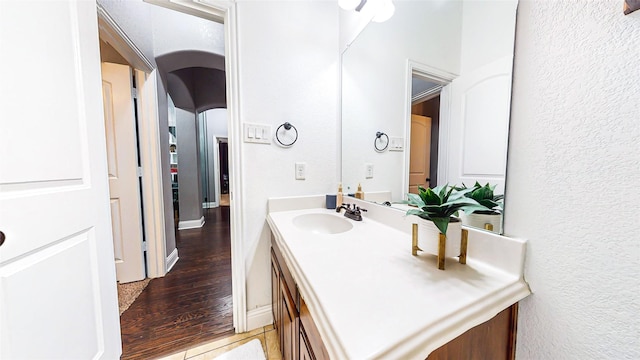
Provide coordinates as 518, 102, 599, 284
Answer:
276, 122, 298, 147
374, 131, 389, 152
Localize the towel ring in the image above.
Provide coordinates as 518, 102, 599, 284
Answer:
276, 122, 298, 147
374, 131, 389, 152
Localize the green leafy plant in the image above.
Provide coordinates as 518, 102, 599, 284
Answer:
403, 184, 486, 235
457, 182, 504, 215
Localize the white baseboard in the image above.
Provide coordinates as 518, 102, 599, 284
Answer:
166, 248, 179, 272
178, 216, 205, 230
246, 305, 273, 331
202, 201, 219, 209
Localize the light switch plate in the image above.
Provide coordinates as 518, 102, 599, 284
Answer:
243, 123, 272, 144
389, 137, 404, 151
295, 162, 306, 180
365, 163, 374, 179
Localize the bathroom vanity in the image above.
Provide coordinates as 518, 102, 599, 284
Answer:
267, 196, 530, 360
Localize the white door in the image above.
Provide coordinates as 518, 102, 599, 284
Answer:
0, 1, 121, 358
102, 62, 146, 283
445, 56, 513, 194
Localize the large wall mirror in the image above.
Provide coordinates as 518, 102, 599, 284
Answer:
341, 0, 518, 234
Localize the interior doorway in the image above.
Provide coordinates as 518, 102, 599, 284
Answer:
410, 94, 441, 193
97, 4, 237, 358
404, 63, 456, 195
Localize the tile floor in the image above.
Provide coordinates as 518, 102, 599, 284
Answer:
157, 325, 282, 360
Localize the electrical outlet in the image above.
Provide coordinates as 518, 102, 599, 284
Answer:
365, 163, 374, 179
295, 162, 306, 180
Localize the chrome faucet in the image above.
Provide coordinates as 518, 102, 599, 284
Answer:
336, 203, 367, 221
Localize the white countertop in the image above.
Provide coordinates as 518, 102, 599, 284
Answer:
267, 196, 530, 360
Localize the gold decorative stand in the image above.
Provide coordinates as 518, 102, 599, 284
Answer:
412, 224, 469, 270
411, 224, 421, 256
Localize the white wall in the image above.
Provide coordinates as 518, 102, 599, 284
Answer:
236, 0, 339, 311
459, 0, 517, 73
341, 1, 463, 200
204, 108, 228, 138
506, 1, 640, 358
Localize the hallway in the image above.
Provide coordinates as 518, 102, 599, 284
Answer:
120, 207, 234, 359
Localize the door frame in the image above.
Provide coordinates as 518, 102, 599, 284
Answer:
142, 0, 246, 332
97, 6, 168, 279
404, 60, 457, 193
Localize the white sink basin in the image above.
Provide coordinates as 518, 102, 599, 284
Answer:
292, 213, 353, 235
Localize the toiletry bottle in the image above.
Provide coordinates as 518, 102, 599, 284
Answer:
336, 183, 343, 208
355, 183, 364, 200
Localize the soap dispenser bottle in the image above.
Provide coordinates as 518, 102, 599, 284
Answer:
336, 183, 344, 208
355, 183, 364, 200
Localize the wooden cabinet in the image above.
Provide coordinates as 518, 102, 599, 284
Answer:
272, 239, 328, 360
427, 304, 519, 360
271, 237, 517, 360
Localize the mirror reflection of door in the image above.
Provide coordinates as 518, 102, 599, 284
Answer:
409, 86, 441, 195
409, 114, 431, 194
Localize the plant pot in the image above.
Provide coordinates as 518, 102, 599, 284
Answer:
417, 218, 462, 258
462, 213, 502, 234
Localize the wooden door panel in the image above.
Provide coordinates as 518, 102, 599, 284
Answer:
409, 114, 432, 193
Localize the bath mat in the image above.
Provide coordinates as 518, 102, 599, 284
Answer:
117, 278, 151, 315
213, 339, 266, 360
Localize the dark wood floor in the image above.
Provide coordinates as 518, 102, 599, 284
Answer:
120, 207, 234, 359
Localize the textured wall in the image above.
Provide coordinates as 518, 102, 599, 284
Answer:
505, 0, 640, 358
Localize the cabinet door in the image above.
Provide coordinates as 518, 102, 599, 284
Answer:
299, 325, 315, 360
271, 250, 281, 336
281, 279, 297, 360
427, 304, 518, 360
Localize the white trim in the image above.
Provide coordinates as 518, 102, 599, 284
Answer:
202, 201, 218, 209
144, 0, 225, 23
178, 216, 205, 230
246, 306, 273, 331
144, 0, 246, 334
223, 3, 247, 334
437, 84, 452, 186
412, 85, 443, 104
136, 69, 169, 279
96, 5, 153, 72
166, 248, 179, 272
404, 60, 457, 193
